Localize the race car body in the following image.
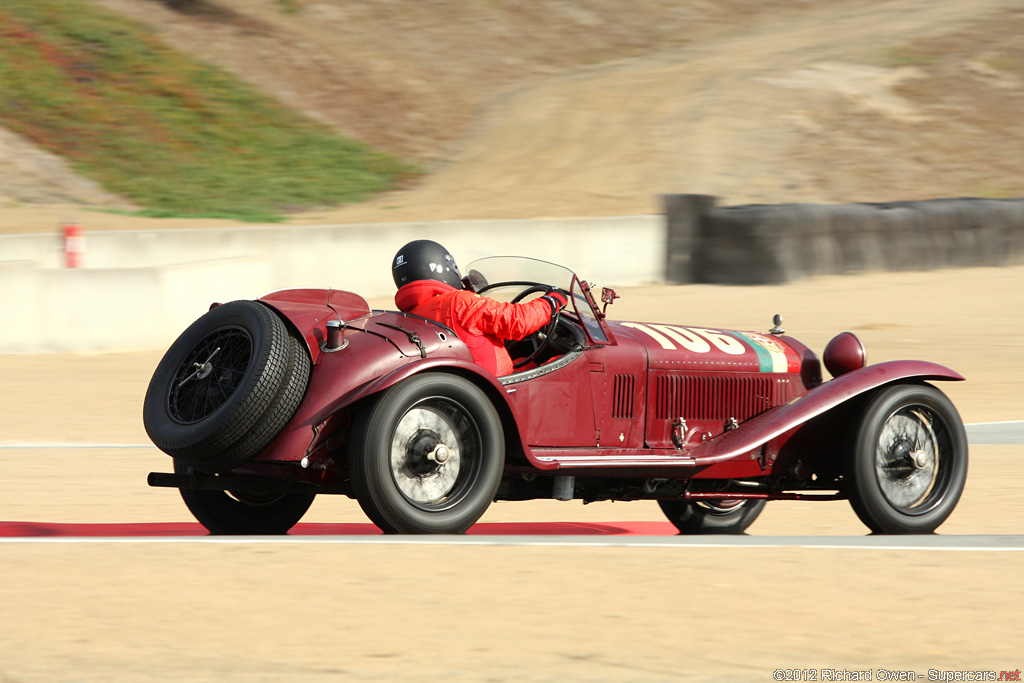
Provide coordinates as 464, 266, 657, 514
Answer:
145, 256, 967, 535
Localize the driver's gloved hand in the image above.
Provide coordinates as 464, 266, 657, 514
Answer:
541, 290, 569, 316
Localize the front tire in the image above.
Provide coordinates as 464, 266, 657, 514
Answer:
845, 383, 968, 534
349, 374, 504, 534
658, 498, 766, 534
174, 460, 315, 534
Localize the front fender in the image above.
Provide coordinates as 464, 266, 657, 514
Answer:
686, 360, 963, 465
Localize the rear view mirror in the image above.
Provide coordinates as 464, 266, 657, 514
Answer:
601, 287, 620, 317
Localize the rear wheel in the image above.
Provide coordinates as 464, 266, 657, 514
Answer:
845, 383, 968, 534
349, 374, 504, 534
658, 498, 766, 534
174, 460, 315, 535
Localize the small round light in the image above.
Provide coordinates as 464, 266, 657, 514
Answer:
823, 332, 866, 377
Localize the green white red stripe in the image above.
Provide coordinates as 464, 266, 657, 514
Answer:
727, 331, 800, 373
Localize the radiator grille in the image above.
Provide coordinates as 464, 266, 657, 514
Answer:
611, 374, 635, 419
655, 374, 792, 421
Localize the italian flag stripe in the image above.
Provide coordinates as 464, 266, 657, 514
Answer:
728, 331, 790, 373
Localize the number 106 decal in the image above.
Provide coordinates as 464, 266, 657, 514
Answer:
621, 323, 746, 354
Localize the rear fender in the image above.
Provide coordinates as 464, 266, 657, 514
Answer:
687, 360, 963, 466
340, 359, 539, 469
267, 356, 537, 468
258, 289, 372, 363
339, 358, 507, 418
252, 293, 539, 466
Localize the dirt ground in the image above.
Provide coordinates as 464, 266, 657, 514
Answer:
2, 0, 1023, 680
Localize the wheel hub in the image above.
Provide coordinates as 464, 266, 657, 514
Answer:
390, 407, 463, 505
405, 431, 450, 474
910, 449, 930, 469
428, 444, 450, 464
194, 361, 214, 380
167, 329, 251, 425
875, 410, 940, 510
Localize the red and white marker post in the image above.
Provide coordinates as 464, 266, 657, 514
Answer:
62, 222, 85, 268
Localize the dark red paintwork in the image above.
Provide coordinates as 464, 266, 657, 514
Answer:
244, 272, 963, 505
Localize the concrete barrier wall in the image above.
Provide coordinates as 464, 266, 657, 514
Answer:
0, 216, 663, 353
0, 261, 36, 353
2, 199, 1021, 353
0, 257, 272, 353
664, 195, 1024, 285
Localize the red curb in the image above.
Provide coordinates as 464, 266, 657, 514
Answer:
0, 520, 677, 538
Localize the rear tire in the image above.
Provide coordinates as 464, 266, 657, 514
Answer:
174, 460, 315, 535
658, 498, 766, 534
349, 374, 504, 534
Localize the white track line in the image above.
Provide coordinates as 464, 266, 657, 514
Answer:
0, 442, 155, 449
2, 535, 1023, 550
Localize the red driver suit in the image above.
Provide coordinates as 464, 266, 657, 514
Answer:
395, 280, 555, 377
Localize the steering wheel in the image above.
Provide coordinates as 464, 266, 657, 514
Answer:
508, 284, 562, 370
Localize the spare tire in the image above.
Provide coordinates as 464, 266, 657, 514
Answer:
143, 300, 310, 473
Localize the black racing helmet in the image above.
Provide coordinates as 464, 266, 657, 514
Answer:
392, 239, 464, 289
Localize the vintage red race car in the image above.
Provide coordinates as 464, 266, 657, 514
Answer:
144, 256, 968, 535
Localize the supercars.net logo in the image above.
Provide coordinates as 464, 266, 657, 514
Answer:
772, 669, 1021, 681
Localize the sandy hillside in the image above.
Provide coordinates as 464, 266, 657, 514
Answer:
2, 0, 1024, 232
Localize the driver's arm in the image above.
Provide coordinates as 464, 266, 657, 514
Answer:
453, 291, 565, 341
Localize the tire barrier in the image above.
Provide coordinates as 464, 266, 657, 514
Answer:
664, 195, 1024, 284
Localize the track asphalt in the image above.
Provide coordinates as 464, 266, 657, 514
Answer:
0, 421, 1018, 540
2, 527, 1022, 550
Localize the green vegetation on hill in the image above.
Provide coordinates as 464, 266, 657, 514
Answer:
0, 0, 417, 221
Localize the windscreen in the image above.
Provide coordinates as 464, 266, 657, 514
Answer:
464, 256, 575, 300
465, 256, 608, 344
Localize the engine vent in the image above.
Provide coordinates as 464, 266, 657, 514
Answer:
612, 374, 635, 419
655, 374, 793, 421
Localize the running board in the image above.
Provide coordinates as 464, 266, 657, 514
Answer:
531, 453, 697, 469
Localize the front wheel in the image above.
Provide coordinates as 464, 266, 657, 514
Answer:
658, 498, 766, 534
174, 460, 315, 535
349, 374, 505, 534
845, 383, 968, 534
